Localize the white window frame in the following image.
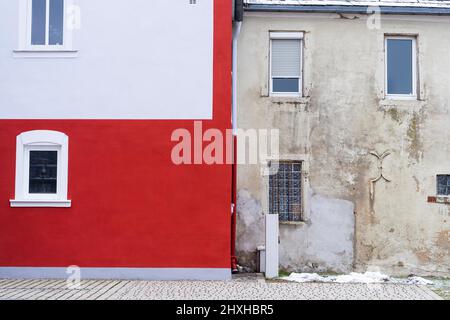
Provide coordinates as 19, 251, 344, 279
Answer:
269, 32, 303, 98
384, 36, 417, 100
17, 0, 74, 52
10, 130, 71, 208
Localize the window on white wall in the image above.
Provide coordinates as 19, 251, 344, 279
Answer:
385, 36, 417, 99
270, 32, 303, 97
10, 130, 71, 208
17, 0, 73, 52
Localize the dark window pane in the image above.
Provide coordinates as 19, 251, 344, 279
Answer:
49, 0, 64, 45
437, 175, 450, 196
273, 78, 299, 93
31, 0, 47, 45
387, 39, 414, 95
29, 151, 58, 194
269, 161, 302, 221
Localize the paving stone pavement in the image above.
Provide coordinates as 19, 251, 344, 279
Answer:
0, 274, 442, 300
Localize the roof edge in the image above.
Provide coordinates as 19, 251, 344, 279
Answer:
245, 4, 450, 15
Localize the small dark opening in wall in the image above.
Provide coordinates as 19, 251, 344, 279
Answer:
437, 175, 450, 196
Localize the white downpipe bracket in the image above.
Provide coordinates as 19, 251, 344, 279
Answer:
265, 214, 279, 279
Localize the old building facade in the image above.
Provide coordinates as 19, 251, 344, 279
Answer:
236, 0, 450, 276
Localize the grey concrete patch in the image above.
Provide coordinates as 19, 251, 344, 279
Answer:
237, 189, 355, 273
279, 195, 355, 273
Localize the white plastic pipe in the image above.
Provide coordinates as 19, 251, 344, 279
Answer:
232, 21, 242, 134
265, 214, 279, 278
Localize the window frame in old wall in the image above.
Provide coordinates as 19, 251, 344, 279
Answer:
269, 32, 304, 98
384, 35, 418, 100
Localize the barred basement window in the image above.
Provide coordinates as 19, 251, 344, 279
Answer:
437, 175, 450, 196
269, 161, 303, 222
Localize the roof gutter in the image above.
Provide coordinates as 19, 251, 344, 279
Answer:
245, 4, 450, 15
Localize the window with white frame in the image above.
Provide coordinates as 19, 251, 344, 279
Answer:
270, 32, 303, 96
385, 36, 417, 99
10, 130, 71, 207
18, 0, 71, 50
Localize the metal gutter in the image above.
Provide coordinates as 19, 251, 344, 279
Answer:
245, 4, 450, 15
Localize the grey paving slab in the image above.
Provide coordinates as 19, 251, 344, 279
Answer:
0, 276, 442, 300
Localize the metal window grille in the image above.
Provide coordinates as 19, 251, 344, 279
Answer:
269, 161, 302, 222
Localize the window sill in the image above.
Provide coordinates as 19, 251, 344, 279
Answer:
280, 220, 307, 226
264, 96, 310, 112
384, 94, 417, 101
10, 199, 72, 208
436, 196, 450, 204
379, 98, 426, 111
268, 95, 309, 102
13, 50, 78, 58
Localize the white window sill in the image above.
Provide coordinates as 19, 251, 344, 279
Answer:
436, 196, 450, 204
384, 95, 417, 101
270, 93, 303, 99
280, 220, 307, 226
10, 199, 72, 208
13, 50, 78, 58
379, 98, 426, 111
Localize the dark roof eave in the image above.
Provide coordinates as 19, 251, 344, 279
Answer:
245, 4, 450, 15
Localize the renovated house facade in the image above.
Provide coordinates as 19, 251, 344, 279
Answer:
236, 0, 450, 276
0, 0, 233, 280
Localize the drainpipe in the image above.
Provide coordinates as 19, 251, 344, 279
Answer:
232, 23, 242, 135
231, 0, 243, 273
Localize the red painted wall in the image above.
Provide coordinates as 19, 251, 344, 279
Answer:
0, 1, 232, 268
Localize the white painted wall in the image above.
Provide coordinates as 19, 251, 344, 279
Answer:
0, 0, 213, 119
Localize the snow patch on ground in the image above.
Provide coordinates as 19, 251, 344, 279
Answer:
282, 272, 434, 285
282, 273, 331, 283
403, 276, 434, 285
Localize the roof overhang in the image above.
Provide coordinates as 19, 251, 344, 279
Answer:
245, 3, 450, 15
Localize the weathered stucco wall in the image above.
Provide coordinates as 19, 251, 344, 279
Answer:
236, 12, 450, 276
